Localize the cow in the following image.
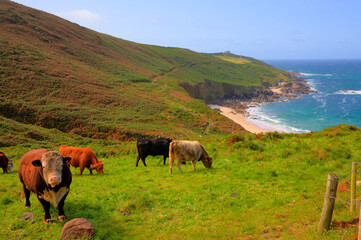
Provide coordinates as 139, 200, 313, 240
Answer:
169, 140, 213, 174
0, 151, 13, 174
18, 149, 72, 223
136, 138, 172, 167
60, 146, 104, 175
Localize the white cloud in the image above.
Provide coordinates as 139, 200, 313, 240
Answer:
57, 9, 102, 23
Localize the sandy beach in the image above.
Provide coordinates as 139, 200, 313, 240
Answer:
208, 104, 283, 134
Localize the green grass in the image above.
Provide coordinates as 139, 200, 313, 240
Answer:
215, 56, 252, 65
1, 124, 361, 239
0, 2, 359, 238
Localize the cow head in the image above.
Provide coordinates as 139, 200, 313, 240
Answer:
7, 159, 14, 172
90, 161, 104, 174
201, 156, 213, 169
32, 151, 71, 188
199, 145, 212, 169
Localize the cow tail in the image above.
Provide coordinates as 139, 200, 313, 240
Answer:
136, 140, 141, 157
169, 142, 174, 167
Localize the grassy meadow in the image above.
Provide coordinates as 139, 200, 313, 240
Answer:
1, 124, 361, 239
1, 1, 360, 239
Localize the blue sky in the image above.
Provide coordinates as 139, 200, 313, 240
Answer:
12, 0, 361, 59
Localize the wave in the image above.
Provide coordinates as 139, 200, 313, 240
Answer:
305, 79, 318, 92
312, 94, 327, 108
334, 90, 361, 95
246, 105, 309, 133
300, 72, 333, 77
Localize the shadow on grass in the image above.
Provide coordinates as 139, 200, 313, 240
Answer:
65, 200, 124, 238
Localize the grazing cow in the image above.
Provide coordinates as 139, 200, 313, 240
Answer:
60, 146, 104, 175
18, 149, 72, 223
0, 151, 12, 174
169, 140, 213, 174
136, 138, 172, 167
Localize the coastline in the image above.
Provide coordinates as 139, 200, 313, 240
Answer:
208, 71, 315, 134
208, 104, 284, 134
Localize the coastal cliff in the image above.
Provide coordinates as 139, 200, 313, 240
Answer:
180, 71, 315, 109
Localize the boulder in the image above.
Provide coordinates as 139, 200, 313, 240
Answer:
19, 212, 34, 221
60, 218, 95, 239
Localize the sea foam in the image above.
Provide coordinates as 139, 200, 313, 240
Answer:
246, 105, 309, 133
300, 73, 333, 77
334, 90, 361, 95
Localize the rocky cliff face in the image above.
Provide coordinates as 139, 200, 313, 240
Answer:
281, 73, 316, 95
179, 79, 259, 102
179, 72, 315, 104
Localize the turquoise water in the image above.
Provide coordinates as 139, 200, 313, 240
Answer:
250, 60, 361, 133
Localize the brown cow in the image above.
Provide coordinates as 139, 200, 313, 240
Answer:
169, 140, 212, 174
60, 146, 104, 175
0, 151, 13, 174
18, 149, 72, 223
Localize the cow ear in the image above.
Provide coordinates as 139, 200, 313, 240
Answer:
32, 160, 42, 167
62, 157, 71, 163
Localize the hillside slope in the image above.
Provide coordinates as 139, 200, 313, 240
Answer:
0, 0, 290, 139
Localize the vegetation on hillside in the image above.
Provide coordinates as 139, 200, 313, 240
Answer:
1, 124, 360, 239
2, 2, 358, 239
0, 0, 292, 139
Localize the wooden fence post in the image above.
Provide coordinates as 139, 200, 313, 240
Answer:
358, 206, 361, 240
318, 172, 339, 234
351, 162, 357, 212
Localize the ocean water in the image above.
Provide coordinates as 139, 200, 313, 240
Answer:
248, 59, 361, 133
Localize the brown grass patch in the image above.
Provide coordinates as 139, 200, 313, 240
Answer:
170, 90, 192, 102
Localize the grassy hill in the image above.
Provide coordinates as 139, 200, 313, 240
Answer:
1, 124, 361, 239
0, 0, 293, 140
1, 2, 361, 239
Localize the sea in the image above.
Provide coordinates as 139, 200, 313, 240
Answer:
245, 59, 361, 133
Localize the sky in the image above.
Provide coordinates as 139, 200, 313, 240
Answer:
11, 0, 361, 60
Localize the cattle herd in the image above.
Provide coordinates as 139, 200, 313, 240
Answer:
1, 139, 212, 224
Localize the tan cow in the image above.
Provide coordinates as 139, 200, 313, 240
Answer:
169, 140, 212, 174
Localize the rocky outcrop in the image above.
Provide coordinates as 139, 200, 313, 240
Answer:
179, 79, 258, 102
281, 72, 317, 95
179, 71, 316, 104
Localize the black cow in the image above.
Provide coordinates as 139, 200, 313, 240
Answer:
136, 138, 172, 167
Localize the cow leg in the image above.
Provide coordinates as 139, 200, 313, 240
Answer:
163, 155, 167, 165
177, 160, 183, 173
169, 157, 174, 174
38, 198, 52, 223
136, 154, 140, 167
79, 166, 84, 176
191, 160, 197, 171
23, 185, 31, 208
141, 157, 147, 167
89, 168, 93, 175
57, 194, 68, 222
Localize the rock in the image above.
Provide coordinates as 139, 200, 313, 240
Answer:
60, 218, 95, 240
19, 212, 34, 221
119, 210, 132, 215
